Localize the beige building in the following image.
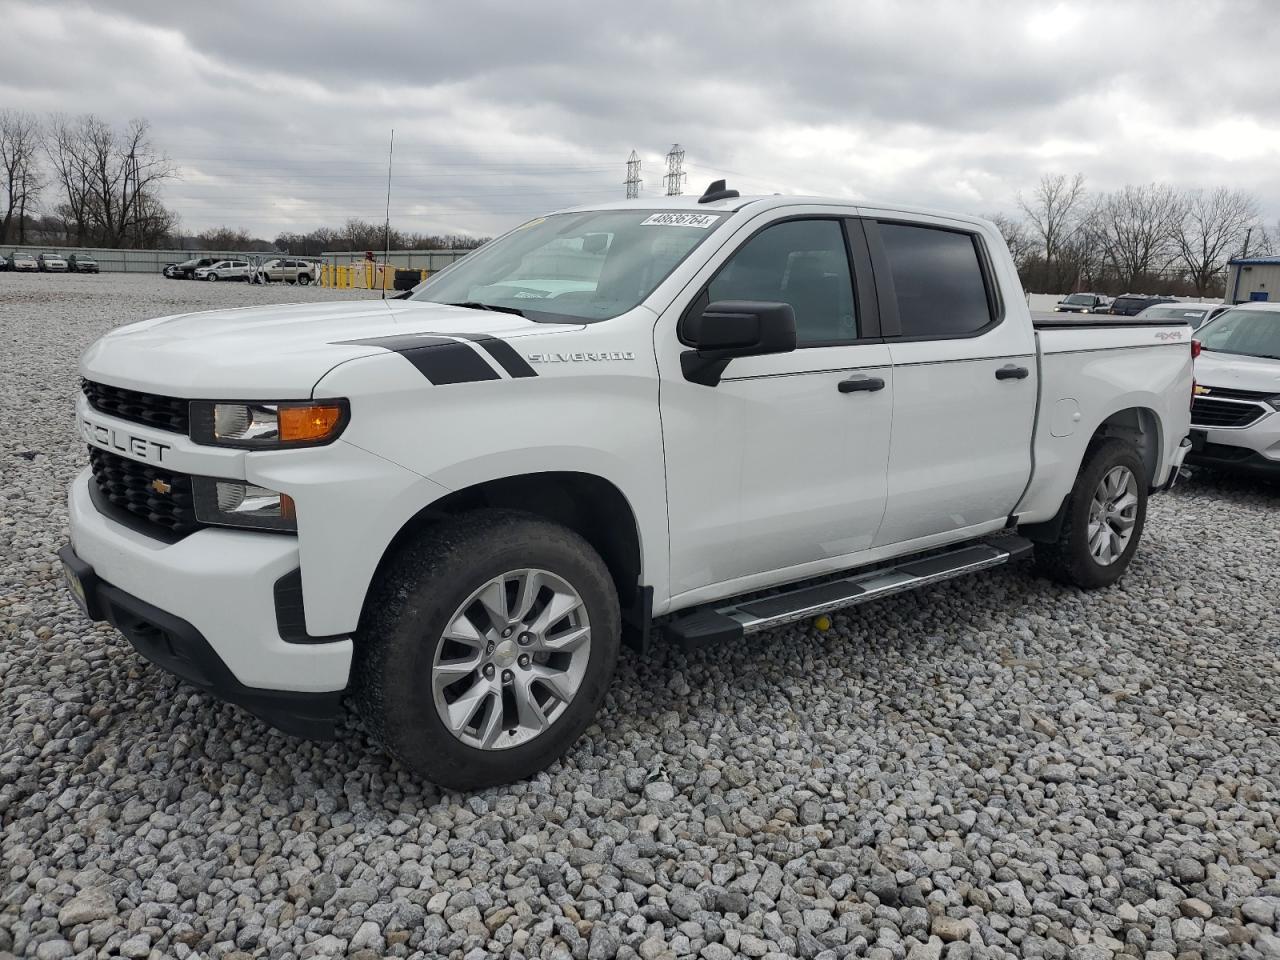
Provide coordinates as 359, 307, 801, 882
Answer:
1226, 256, 1280, 305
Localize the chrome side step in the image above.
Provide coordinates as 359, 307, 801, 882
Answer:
665, 536, 1033, 651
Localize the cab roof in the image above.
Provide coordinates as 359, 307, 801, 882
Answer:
555, 192, 994, 230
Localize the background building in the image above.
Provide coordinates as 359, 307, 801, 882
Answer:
1225, 256, 1280, 304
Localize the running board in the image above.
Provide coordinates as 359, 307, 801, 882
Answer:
665, 536, 1033, 651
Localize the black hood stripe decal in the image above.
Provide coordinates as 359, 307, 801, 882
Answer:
446, 333, 538, 378
334, 333, 536, 385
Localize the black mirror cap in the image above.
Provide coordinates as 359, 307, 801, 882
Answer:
698, 179, 741, 203
695, 300, 796, 356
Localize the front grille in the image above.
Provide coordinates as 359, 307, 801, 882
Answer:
82, 380, 189, 434
88, 446, 202, 537
1191, 397, 1269, 428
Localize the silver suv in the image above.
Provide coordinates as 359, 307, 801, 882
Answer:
256, 258, 318, 285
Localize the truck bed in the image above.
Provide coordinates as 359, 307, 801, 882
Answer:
1032, 315, 1187, 329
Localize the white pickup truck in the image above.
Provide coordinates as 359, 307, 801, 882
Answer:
61, 183, 1194, 789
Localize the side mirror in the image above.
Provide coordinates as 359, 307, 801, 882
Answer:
681, 300, 797, 386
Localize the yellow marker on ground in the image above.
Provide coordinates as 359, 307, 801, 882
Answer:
814, 615, 832, 632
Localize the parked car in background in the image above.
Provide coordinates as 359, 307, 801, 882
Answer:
163, 256, 220, 279
1137, 301, 1228, 330
194, 259, 252, 282
1110, 294, 1176, 316
1187, 303, 1280, 476
38, 252, 69, 272
256, 258, 318, 285
66, 254, 100, 274
7, 252, 38, 272
1055, 293, 1109, 314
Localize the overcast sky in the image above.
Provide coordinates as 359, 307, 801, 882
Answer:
3, 0, 1278, 240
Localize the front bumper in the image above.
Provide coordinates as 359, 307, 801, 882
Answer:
59, 542, 342, 738
1188, 425, 1280, 476
67, 468, 353, 696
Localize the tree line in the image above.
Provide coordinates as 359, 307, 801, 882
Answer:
0, 110, 489, 254
992, 174, 1275, 297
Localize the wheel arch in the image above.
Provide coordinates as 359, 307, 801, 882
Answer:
367, 471, 651, 651
1021, 404, 1163, 543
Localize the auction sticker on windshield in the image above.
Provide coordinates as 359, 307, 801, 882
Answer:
640, 213, 721, 228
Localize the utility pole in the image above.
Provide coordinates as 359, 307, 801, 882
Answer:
663, 144, 686, 197
1242, 226, 1253, 259
624, 150, 642, 199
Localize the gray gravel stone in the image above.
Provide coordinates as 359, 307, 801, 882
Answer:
1, 273, 1279, 960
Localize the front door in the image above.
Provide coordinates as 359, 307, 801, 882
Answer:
657, 214, 894, 604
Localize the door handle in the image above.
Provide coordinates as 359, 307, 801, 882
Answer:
838, 376, 886, 393
995, 364, 1029, 381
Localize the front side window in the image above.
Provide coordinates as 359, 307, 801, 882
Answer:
1197, 309, 1280, 359
704, 219, 857, 345
878, 223, 994, 338
411, 210, 727, 323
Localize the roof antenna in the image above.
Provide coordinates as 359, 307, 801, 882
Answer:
380, 128, 394, 300
698, 179, 740, 204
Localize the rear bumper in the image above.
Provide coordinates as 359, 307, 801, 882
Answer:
58, 543, 342, 738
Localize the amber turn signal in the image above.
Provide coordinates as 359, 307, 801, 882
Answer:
279, 404, 345, 442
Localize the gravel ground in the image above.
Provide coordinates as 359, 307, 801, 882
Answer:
2, 272, 1279, 960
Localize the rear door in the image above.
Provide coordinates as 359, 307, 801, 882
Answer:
861, 212, 1037, 547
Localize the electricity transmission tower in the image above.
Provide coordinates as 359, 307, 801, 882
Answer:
624, 150, 642, 199
663, 144, 686, 196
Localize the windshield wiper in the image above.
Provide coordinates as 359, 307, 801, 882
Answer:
448, 301, 526, 318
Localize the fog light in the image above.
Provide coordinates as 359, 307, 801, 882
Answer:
193, 478, 297, 532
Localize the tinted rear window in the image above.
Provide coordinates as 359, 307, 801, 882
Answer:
878, 223, 993, 338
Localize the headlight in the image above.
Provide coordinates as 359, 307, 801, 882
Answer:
193, 478, 296, 531
190, 400, 348, 448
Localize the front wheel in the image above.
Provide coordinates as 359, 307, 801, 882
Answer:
354, 510, 620, 790
1034, 438, 1148, 589
206, 273, 218, 281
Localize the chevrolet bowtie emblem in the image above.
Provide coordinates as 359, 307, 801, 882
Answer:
151, 478, 172, 495
1193, 385, 1211, 396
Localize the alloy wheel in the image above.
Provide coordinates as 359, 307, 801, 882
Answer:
431, 568, 592, 750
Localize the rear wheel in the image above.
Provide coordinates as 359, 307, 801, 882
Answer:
354, 510, 620, 789
1034, 438, 1147, 589
298, 274, 311, 286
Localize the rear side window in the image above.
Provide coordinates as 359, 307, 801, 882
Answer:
706, 219, 858, 345
878, 223, 993, 338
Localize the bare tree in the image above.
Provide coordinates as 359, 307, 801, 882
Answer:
1172, 188, 1260, 296
0, 110, 44, 245
1017, 173, 1087, 268
1086, 183, 1182, 290
45, 114, 177, 247
987, 212, 1033, 268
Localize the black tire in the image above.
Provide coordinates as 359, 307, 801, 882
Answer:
297, 274, 311, 286
206, 272, 218, 281
353, 509, 620, 790
1033, 438, 1148, 589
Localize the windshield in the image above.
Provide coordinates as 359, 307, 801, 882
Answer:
1140, 305, 1210, 325
1063, 294, 1094, 305
1197, 308, 1280, 359
410, 210, 728, 323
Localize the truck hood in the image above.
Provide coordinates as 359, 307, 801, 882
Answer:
1195, 350, 1280, 395
80, 299, 582, 397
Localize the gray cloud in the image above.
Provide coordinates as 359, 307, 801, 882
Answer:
3, 0, 1277, 239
